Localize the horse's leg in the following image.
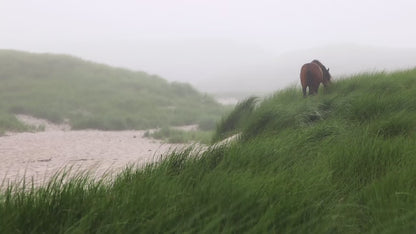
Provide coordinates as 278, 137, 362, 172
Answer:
314, 85, 319, 95
310, 84, 318, 95
316, 82, 321, 94
302, 86, 307, 97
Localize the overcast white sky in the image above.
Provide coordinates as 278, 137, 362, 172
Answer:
2, 0, 416, 92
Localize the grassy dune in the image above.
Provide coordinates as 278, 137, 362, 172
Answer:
1, 68, 416, 233
0, 50, 226, 133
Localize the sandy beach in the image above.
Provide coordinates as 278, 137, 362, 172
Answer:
0, 115, 186, 187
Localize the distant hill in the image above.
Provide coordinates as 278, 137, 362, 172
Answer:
0, 50, 226, 132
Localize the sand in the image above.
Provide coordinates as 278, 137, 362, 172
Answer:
0, 115, 187, 188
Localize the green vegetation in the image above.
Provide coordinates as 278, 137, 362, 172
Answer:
144, 126, 213, 144
2, 68, 416, 233
213, 96, 258, 142
0, 50, 226, 133
0, 112, 28, 135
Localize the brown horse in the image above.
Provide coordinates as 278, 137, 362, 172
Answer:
300, 60, 331, 96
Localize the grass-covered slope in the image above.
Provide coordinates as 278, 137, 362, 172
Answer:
1, 69, 416, 233
0, 50, 225, 132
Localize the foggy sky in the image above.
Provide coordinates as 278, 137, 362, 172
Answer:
2, 0, 416, 93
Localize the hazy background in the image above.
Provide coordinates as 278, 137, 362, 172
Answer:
2, 0, 416, 96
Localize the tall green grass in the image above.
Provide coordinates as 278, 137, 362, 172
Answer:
0, 50, 226, 131
1, 69, 416, 233
212, 96, 258, 142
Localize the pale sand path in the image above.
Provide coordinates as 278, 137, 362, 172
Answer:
0, 116, 186, 187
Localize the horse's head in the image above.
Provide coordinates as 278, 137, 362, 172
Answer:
322, 68, 331, 86
312, 60, 331, 86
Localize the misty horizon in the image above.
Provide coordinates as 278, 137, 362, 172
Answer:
2, 0, 416, 94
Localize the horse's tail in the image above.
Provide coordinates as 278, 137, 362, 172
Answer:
300, 65, 310, 97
